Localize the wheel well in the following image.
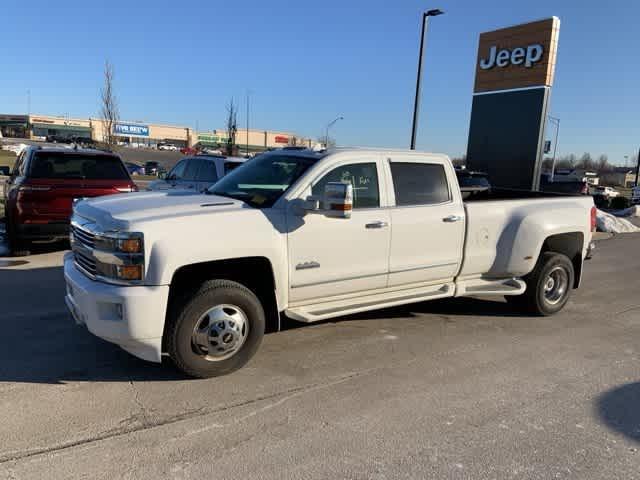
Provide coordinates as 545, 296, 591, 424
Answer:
165, 257, 279, 349
540, 232, 584, 288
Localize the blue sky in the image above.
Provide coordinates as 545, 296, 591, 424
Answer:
0, 0, 637, 163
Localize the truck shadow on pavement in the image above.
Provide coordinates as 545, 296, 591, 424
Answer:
596, 382, 640, 443
0, 265, 189, 384
1, 263, 522, 384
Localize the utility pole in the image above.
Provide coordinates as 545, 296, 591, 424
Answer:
635, 146, 640, 186
246, 91, 251, 155
410, 8, 444, 150
548, 115, 560, 182
325, 116, 343, 148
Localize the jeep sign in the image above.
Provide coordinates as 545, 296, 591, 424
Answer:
474, 17, 560, 93
479, 44, 544, 70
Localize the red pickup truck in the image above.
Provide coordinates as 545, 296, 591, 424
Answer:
4, 146, 137, 252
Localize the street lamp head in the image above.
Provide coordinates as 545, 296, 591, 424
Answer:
425, 8, 444, 17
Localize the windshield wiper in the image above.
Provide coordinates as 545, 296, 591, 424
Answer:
208, 190, 260, 207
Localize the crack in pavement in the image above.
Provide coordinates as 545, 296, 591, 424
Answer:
0, 367, 378, 465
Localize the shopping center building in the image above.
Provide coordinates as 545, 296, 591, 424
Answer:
0, 113, 311, 151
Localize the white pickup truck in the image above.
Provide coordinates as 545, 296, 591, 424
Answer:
65, 148, 596, 377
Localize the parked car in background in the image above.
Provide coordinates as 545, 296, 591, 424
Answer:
157, 142, 178, 151
66, 148, 595, 377
144, 161, 160, 176
592, 186, 620, 199
46, 134, 73, 144
180, 146, 198, 155
125, 162, 145, 176
455, 167, 491, 200
4, 146, 137, 251
540, 173, 589, 195
147, 155, 246, 192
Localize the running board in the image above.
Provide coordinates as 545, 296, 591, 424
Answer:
455, 278, 526, 297
286, 283, 454, 323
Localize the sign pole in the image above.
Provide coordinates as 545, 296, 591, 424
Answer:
635, 146, 640, 187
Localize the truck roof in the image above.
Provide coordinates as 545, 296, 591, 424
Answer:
28, 145, 119, 156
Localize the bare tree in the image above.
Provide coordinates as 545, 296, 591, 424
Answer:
596, 154, 611, 173
225, 99, 238, 156
100, 60, 119, 147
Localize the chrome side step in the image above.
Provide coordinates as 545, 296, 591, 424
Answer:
285, 283, 454, 323
455, 278, 526, 297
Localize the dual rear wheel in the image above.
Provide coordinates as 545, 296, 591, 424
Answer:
507, 252, 575, 316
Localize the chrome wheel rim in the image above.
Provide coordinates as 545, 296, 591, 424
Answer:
191, 304, 249, 361
543, 266, 569, 305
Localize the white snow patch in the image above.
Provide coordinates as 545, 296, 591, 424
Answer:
596, 209, 640, 234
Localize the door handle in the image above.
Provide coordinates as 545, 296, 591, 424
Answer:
365, 221, 389, 229
442, 215, 463, 223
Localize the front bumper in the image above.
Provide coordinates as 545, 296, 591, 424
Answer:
64, 252, 170, 362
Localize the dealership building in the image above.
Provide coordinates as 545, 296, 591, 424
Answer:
0, 113, 311, 151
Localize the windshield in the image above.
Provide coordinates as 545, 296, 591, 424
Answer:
209, 154, 318, 208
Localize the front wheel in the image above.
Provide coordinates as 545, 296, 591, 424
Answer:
507, 252, 575, 316
166, 280, 265, 378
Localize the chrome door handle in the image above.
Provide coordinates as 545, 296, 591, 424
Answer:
365, 221, 389, 229
442, 215, 463, 223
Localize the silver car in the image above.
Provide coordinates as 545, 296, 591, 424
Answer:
147, 155, 246, 193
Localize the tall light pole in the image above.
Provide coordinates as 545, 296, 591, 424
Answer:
246, 90, 252, 155
548, 115, 560, 181
635, 146, 640, 186
325, 115, 343, 148
410, 8, 444, 150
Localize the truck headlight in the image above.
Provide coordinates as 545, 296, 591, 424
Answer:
70, 221, 146, 285
117, 238, 143, 254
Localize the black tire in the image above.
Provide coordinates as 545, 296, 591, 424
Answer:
5, 212, 28, 256
166, 279, 265, 378
508, 252, 574, 316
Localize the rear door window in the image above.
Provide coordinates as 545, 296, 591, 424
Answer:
390, 162, 450, 206
28, 152, 129, 179
183, 158, 201, 181
224, 162, 242, 175
197, 159, 218, 182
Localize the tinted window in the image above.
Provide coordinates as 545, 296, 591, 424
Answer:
312, 163, 379, 209
224, 162, 242, 175
210, 154, 318, 208
168, 159, 187, 180
183, 158, 201, 181
390, 163, 450, 206
457, 174, 490, 188
198, 159, 218, 182
28, 152, 129, 180
13, 150, 26, 176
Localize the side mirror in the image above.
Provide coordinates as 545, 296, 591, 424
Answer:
158, 172, 168, 180
323, 182, 353, 218
0, 166, 10, 176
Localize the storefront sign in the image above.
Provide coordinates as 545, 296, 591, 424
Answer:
474, 17, 559, 93
274, 135, 289, 144
479, 44, 544, 70
114, 123, 149, 137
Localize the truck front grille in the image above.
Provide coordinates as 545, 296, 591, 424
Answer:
71, 224, 97, 277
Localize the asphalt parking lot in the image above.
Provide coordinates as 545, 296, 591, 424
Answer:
0, 234, 639, 479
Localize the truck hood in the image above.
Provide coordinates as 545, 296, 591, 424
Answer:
74, 190, 245, 228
